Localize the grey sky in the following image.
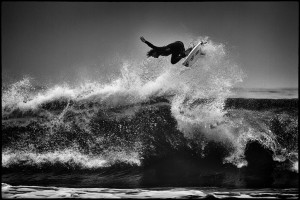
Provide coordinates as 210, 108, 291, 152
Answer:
2, 2, 298, 88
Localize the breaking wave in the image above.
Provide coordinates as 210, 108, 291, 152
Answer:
2, 37, 298, 187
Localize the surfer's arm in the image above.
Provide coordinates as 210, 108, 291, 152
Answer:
184, 47, 193, 57
145, 41, 159, 50
140, 36, 159, 50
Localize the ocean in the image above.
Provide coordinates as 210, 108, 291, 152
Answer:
2, 39, 298, 198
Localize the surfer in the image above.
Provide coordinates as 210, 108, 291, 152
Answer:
140, 36, 194, 64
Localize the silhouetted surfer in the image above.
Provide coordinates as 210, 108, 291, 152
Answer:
140, 36, 193, 64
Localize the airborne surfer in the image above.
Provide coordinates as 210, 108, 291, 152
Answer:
140, 36, 194, 64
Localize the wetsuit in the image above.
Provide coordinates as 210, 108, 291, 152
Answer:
144, 41, 186, 64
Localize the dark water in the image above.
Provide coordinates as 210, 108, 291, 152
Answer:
2, 94, 298, 188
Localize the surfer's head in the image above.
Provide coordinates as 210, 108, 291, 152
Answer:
147, 49, 159, 58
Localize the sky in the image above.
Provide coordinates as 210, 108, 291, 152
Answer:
2, 2, 299, 88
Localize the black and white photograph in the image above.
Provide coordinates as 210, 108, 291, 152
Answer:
2, 1, 298, 199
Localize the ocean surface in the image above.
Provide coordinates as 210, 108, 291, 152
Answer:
231, 87, 298, 99
2, 38, 298, 198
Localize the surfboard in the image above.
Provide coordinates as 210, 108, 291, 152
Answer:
182, 42, 205, 67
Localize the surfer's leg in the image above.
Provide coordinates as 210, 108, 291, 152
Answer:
171, 54, 182, 64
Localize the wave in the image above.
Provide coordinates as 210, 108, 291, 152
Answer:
2, 37, 298, 187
